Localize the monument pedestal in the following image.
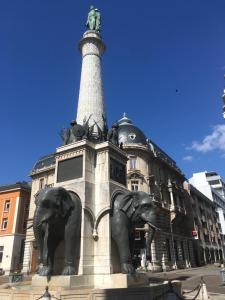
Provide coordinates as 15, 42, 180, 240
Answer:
53, 139, 128, 277
32, 273, 148, 290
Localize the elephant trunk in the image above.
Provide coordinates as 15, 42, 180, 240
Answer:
33, 208, 52, 252
145, 221, 160, 261
42, 222, 49, 266
33, 209, 42, 246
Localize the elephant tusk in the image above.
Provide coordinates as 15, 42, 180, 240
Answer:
27, 224, 33, 229
36, 219, 49, 228
37, 214, 54, 227
147, 222, 161, 231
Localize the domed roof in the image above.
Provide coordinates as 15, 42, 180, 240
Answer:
117, 113, 147, 146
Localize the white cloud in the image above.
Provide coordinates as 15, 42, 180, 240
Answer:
191, 124, 225, 153
183, 155, 193, 161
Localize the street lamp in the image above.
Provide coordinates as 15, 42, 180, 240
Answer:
37, 286, 61, 300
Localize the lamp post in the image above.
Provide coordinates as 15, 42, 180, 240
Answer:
37, 286, 61, 300
168, 179, 177, 270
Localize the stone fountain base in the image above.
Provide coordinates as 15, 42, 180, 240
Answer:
0, 276, 182, 300
32, 273, 148, 289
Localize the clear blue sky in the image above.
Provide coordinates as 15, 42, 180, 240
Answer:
1, 0, 225, 184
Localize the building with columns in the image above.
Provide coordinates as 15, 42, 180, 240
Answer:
115, 114, 196, 270
0, 182, 30, 274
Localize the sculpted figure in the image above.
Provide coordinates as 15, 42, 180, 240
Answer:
107, 122, 119, 146
111, 191, 160, 274
86, 5, 101, 32
149, 176, 162, 202
60, 117, 92, 145
33, 187, 81, 276
70, 120, 86, 142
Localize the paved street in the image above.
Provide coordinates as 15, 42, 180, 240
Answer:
147, 265, 225, 299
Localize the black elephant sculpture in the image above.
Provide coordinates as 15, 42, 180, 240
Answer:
33, 187, 81, 276
111, 191, 160, 274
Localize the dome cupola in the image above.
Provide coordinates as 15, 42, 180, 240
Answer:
117, 113, 147, 146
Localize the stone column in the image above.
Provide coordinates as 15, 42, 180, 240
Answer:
148, 238, 162, 272
168, 179, 175, 210
22, 240, 32, 274
76, 30, 106, 132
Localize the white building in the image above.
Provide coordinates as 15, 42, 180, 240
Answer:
189, 172, 225, 236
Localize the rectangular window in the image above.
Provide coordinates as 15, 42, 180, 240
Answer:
166, 239, 171, 261
206, 172, 217, 177
174, 240, 179, 261
130, 156, 137, 169
39, 178, 44, 190
180, 241, 185, 260
110, 158, 126, 186
209, 180, 220, 185
25, 201, 30, 211
4, 200, 10, 212
1, 218, 8, 230
57, 156, 83, 183
134, 230, 141, 240
204, 234, 209, 243
0, 246, 4, 263
131, 180, 139, 191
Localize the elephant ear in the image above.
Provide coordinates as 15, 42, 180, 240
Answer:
59, 188, 75, 218
120, 192, 138, 219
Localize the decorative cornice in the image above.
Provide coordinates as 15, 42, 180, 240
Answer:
56, 149, 84, 162
127, 170, 145, 180
30, 165, 55, 177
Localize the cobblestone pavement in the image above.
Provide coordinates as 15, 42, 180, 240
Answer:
147, 265, 225, 299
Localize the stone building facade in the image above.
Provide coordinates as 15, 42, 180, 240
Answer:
116, 114, 196, 271
22, 155, 55, 273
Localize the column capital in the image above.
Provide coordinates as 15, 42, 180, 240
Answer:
79, 31, 106, 57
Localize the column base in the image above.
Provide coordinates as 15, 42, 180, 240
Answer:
147, 262, 162, 272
